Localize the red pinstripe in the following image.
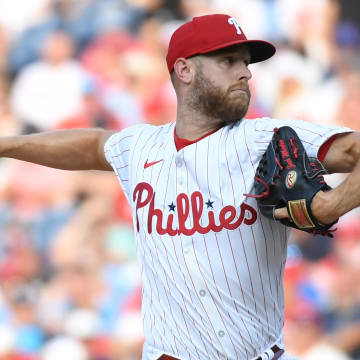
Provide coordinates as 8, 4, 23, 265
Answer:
243, 122, 273, 342
134, 128, 160, 181
268, 222, 281, 330
155, 149, 194, 359
137, 233, 166, 352
150, 168, 185, 356
194, 143, 198, 190
116, 135, 133, 143
142, 210, 180, 354
231, 129, 264, 345
206, 137, 211, 196
137, 129, 179, 356
202, 133, 241, 358
195, 234, 240, 357
172, 153, 202, 360
234, 128, 276, 340
192, 142, 233, 356
179, 240, 214, 359
254, 120, 325, 136
150, 140, 166, 180
119, 149, 130, 156
254, 139, 315, 145
183, 134, 243, 357
182, 147, 222, 359
222, 131, 256, 353
214, 129, 251, 356
148, 232, 180, 354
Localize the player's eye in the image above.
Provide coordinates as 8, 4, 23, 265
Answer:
222, 56, 234, 65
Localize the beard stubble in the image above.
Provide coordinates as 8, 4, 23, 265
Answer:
188, 67, 251, 127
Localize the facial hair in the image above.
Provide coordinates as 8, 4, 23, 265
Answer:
188, 67, 251, 127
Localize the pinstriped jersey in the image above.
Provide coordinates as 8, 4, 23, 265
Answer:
104, 117, 350, 360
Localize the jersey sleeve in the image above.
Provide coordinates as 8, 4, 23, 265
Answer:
104, 125, 143, 201
249, 117, 352, 160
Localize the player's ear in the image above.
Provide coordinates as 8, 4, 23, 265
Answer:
173, 58, 194, 85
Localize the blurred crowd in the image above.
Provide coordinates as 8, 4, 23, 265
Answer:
0, 0, 360, 359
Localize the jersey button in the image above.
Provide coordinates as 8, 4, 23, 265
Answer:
178, 177, 184, 185
218, 330, 225, 337
199, 289, 206, 297
175, 155, 183, 167
184, 247, 190, 254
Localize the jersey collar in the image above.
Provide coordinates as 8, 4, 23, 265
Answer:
174, 127, 220, 151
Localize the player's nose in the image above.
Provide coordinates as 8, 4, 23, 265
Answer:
235, 62, 252, 82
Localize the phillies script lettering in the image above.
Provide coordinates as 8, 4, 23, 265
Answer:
133, 182, 257, 235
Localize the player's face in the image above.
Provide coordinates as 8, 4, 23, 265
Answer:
190, 45, 252, 126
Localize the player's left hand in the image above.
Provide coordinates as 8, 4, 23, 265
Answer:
245, 126, 338, 237
274, 190, 338, 224
274, 206, 289, 219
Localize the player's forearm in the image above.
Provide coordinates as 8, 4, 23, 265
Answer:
0, 129, 106, 170
312, 159, 360, 224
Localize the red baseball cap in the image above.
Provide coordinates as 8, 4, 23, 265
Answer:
166, 14, 276, 73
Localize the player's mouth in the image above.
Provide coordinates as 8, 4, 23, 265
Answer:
229, 88, 250, 100
231, 89, 248, 94
228, 84, 250, 96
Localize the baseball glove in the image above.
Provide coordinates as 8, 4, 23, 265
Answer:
246, 126, 337, 236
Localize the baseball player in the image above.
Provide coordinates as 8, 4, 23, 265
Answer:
2, 13, 360, 360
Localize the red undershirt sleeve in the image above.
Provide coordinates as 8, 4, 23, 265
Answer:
317, 134, 340, 163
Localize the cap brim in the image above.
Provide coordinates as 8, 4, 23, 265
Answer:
199, 39, 276, 63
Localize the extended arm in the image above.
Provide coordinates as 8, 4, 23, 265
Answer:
0, 128, 116, 171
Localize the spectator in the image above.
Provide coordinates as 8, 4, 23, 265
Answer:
2, 1, 360, 359
10, 30, 87, 133
41, 336, 88, 360
56, 85, 122, 131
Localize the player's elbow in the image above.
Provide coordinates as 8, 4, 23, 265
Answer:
345, 133, 360, 172
94, 129, 116, 171
324, 132, 360, 173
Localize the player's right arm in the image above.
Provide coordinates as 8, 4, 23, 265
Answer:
0, 128, 116, 171
275, 131, 360, 224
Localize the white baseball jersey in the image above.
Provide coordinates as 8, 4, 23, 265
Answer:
104, 117, 350, 360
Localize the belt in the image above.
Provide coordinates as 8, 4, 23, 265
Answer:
256, 345, 285, 360
158, 345, 284, 360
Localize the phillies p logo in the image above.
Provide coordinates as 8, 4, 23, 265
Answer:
228, 17, 242, 35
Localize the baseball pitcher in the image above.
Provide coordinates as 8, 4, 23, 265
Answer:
1, 14, 360, 360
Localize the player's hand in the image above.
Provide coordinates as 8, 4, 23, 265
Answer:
273, 191, 323, 220
274, 191, 337, 224
309, 190, 339, 225
274, 207, 289, 219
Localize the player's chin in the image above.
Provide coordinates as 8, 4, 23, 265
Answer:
224, 100, 249, 123
227, 92, 249, 107
222, 107, 249, 126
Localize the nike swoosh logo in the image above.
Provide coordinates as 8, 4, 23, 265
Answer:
144, 159, 163, 169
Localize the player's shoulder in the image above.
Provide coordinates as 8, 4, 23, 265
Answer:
225, 117, 277, 137
105, 122, 174, 149
235, 116, 302, 133
232, 117, 352, 158
232, 116, 348, 138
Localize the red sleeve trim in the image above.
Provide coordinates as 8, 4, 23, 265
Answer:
317, 134, 340, 162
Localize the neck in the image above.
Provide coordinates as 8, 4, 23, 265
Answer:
175, 102, 222, 140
